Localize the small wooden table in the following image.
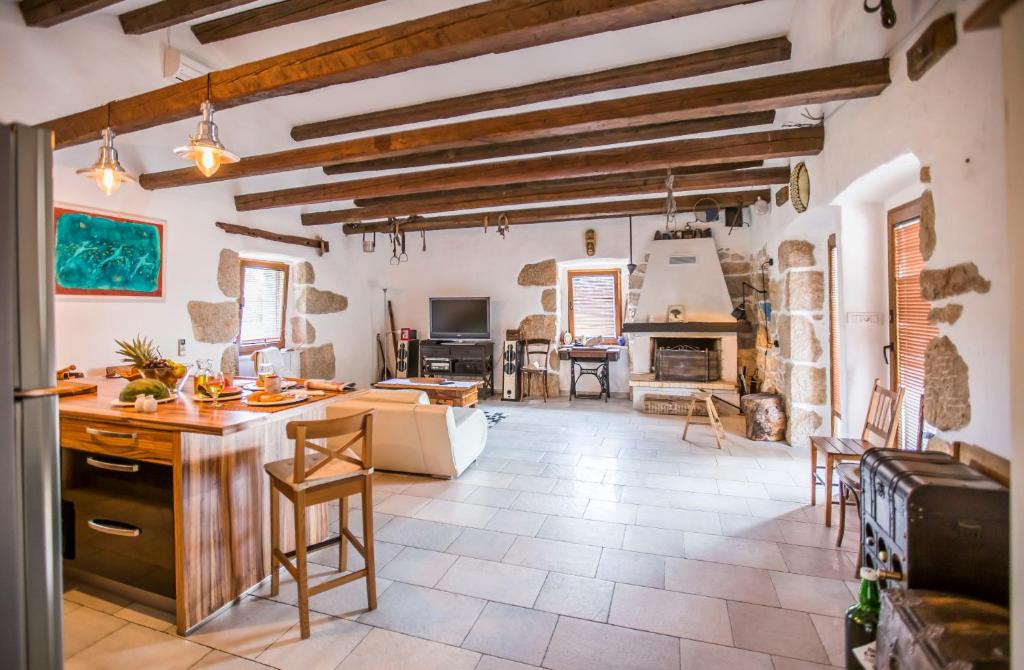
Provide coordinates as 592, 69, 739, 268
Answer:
374, 378, 482, 407
557, 346, 621, 401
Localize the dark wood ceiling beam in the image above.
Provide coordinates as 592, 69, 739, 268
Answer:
964, 0, 1020, 30
118, 0, 252, 34
20, 0, 120, 27
320, 112, 774, 176
235, 126, 823, 211
192, 0, 384, 44
340, 190, 770, 234
293, 36, 791, 140
140, 58, 887, 190
303, 167, 789, 225
353, 161, 763, 207
44, 0, 757, 149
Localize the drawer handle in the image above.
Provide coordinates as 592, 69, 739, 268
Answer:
87, 519, 141, 538
85, 456, 139, 473
85, 426, 138, 441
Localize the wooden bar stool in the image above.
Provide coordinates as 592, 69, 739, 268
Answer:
682, 393, 726, 449
265, 408, 377, 639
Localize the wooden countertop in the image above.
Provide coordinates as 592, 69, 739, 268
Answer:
59, 377, 365, 436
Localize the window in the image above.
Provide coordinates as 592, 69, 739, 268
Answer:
567, 269, 622, 341
238, 259, 289, 353
828, 234, 841, 435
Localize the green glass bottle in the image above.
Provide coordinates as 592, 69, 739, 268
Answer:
845, 567, 881, 669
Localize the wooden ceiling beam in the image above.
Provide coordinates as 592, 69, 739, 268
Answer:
20, 0, 120, 27
44, 0, 757, 149
964, 0, 1020, 30
303, 167, 789, 225
293, 36, 791, 140
140, 58, 886, 189
352, 161, 763, 207
235, 126, 823, 211
191, 0, 384, 45
320, 112, 774, 176
340, 190, 770, 234
119, 0, 252, 34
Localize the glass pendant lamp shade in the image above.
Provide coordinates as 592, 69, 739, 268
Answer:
174, 100, 239, 177
76, 127, 134, 196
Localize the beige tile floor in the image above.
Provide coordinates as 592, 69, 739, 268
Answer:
63, 398, 860, 669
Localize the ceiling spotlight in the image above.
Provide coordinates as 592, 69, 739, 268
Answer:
174, 76, 238, 178
76, 120, 134, 196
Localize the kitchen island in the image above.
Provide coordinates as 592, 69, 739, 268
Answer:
59, 377, 364, 634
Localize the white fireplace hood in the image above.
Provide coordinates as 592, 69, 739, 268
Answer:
632, 238, 735, 324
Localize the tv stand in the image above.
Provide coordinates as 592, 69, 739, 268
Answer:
419, 340, 495, 397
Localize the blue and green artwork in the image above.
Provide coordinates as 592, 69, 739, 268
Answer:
55, 208, 164, 297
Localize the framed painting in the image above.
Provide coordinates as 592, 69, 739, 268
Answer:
54, 207, 164, 297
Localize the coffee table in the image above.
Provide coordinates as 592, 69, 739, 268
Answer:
373, 378, 483, 407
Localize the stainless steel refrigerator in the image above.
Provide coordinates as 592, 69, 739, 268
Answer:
1, 123, 63, 669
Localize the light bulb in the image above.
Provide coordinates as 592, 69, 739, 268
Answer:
196, 145, 222, 177
95, 167, 122, 196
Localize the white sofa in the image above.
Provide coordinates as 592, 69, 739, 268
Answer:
327, 389, 487, 478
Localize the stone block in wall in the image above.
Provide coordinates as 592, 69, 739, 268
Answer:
548, 350, 560, 371
724, 276, 746, 301
628, 272, 644, 290
785, 271, 824, 312
720, 261, 752, 275
924, 335, 970, 430
928, 304, 963, 325
786, 363, 826, 405
298, 343, 336, 380
217, 249, 240, 298
920, 262, 991, 301
541, 288, 557, 313
779, 315, 822, 363
290, 316, 316, 344
220, 344, 239, 375
778, 240, 815, 271
519, 314, 557, 342
769, 277, 783, 311
292, 261, 315, 286
524, 371, 559, 398
738, 348, 758, 377
187, 300, 240, 343
787, 405, 823, 448
297, 287, 348, 314
919, 190, 936, 261
518, 259, 557, 287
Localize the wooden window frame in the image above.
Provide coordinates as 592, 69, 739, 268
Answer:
237, 258, 289, 355
567, 268, 623, 343
827, 233, 842, 435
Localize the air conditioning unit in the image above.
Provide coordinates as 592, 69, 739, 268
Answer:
163, 48, 210, 83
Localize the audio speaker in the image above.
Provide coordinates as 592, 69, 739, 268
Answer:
501, 339, 523, 401
396, 340, 419, 378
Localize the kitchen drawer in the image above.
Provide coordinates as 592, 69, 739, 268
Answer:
60, 417, 177, 465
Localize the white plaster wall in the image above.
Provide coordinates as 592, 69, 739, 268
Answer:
752, 0, 1010, 456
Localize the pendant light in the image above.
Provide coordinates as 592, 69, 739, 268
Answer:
76, 103, 134, 196
626, 215, 637, 275
174, 75, 238, 177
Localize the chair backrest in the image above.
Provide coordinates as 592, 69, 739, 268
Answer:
286, 409, 373, 485
524, 339, 551, 369
861, 378, 905, 449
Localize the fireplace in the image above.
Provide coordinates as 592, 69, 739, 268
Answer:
653, 337, 721, 382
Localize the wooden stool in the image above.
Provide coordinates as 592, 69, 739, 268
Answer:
265, 408, 377, 639
682, 393, 726, 449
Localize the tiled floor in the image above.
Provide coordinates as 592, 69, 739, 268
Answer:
63, 398, 860, 669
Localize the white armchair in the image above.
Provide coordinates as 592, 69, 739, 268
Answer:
327, 389, 487, 478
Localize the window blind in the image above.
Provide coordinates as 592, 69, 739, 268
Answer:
240, 263, 286, 347
569, 271, 620, 338
828, 235, 841, 434
892, 220, 937, 450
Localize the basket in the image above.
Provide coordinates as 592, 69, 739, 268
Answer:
642, 393, 707, 416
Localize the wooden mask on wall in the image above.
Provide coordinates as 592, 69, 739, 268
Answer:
585, 229, 596, 256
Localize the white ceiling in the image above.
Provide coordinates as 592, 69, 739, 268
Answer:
0, 0, 932, 220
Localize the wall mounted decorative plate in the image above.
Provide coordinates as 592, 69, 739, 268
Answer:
55, 206, 165, 297
790, 162, 810, 213
775, 185, 790, 207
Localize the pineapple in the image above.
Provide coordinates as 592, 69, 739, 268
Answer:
114, 335, 167, 369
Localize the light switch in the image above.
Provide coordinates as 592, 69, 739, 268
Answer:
846, 312, 882, 325
177, 338, 187, 356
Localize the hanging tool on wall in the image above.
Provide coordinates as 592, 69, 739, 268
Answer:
864, 0, 896, 28
421, 230, 426, 252
663, 170, 677, 235
496, 213, 510, 239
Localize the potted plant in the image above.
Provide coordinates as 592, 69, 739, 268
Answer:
114, 336, 185, 388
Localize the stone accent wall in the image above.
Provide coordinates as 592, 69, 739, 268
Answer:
924, 335, 970, 430
719, 246, 758, 380
541, 288, 556, 313
518, 259, 557, 287
624, 254, 649, 323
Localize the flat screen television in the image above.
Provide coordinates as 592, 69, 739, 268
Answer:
429, 297, 490, 340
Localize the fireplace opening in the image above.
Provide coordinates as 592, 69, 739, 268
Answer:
653, 337, 722, 382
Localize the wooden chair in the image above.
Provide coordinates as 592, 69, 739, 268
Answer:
265, 408, 376, 639
520, 339, 552, 402
682, 393, 726, 450
835, 396, 924, 551
809, 379, 904, 527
